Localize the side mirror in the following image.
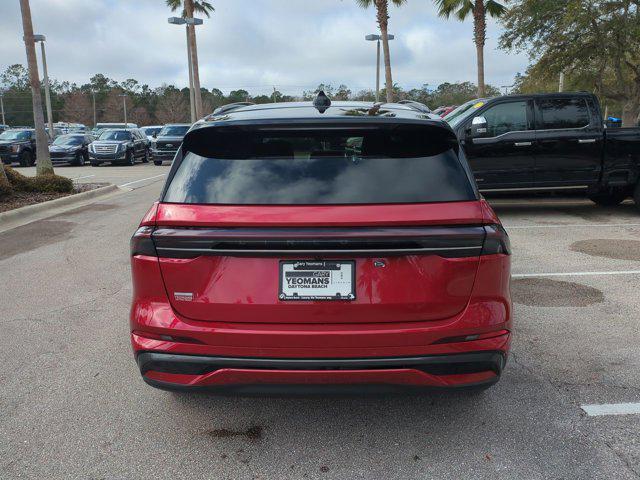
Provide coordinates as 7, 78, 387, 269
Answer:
152, 132, 157, 139
470, 116, 488, 138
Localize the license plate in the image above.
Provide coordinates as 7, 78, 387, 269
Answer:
279, 261, 355, 301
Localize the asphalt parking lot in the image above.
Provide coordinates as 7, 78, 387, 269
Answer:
1, 171, 639, 479
18, 162, 172, 190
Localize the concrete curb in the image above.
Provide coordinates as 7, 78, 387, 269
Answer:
0, 184, 120, 230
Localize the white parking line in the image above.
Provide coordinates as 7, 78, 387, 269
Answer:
506, 223, 640, 229
118, 174, 166, 188
512, 270, 640, 278
581, 403, 640, 417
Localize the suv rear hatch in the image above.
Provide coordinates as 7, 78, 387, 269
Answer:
152, 120, 487, 324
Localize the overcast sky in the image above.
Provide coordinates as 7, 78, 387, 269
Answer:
0, 0, 529, 96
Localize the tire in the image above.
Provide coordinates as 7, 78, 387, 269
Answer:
18, 150, 33, 167
153, 160, 163, 166
74, 151, 86, 166
588, 190, 627, 206
90, 160, 101, 167
142, 150, 149, 163
125, 150, 135, 166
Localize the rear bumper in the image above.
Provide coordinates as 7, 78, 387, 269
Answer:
130, 251, 512, 393
89, 152, 126, 161
151, 150, 176, 160
136, 350, 506, 393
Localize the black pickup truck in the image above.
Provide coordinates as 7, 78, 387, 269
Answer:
0, 128, 42, 166
447, 93, 640, 207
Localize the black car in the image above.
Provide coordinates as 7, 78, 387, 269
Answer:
89, 128, 149, 166
49, 133, 94, 166
448, 92, 640, 207
151, 123, 190, 165
0, 128, 39, 166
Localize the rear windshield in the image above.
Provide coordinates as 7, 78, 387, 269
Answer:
162, 127, 476, 205
160, 125, 190, 136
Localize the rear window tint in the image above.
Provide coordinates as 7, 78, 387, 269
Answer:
162, 127, 476, 205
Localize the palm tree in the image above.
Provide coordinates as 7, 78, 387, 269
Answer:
357, 0, 407, 103
434, 0, 506, 97
166, 0, 214, 119
18, 0, 53, 175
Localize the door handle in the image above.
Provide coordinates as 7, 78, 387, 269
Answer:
578, 139, 597, 144
514, 142, 532, 147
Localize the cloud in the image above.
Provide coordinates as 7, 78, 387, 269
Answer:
0, 0, 529, 95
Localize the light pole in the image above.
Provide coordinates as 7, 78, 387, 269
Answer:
0, 93, 5, 125
168, 16, 203, 123
32, 34, 53, 137
119, 93, 128, 124
91, 90, 96, 126
365, 34, 394, 103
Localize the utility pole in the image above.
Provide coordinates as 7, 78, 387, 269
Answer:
186, 26, 196, 123
168, 16, 202, 123
375, 38, 380, 102
119, 94, 127, 124
91, 90, 96, 126
559, 72, 565, 92
365, 34, 393, 103
32, 35, 53, 137
0, 94, 5, 125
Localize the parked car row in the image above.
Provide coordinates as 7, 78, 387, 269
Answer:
0, 122, 192, 167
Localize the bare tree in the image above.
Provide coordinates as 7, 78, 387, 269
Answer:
156, 90, 189, 123
19, 0, 53, 175
61, 91, 93, 125
129, 106, 152, 126
101, 90, 125, 122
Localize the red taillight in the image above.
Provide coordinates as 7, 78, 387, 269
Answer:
481, 225, 511, 255
130, 226, 157, 257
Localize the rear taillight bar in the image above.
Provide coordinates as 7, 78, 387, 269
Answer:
132, 225, 511, 259
130, 226, 157, 257
481, 224, 511, 255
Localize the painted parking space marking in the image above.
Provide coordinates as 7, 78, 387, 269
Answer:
505, 223, 640, 229
118, 174, 166, 188
581, 403, 640, 417
512, 270, 640, 278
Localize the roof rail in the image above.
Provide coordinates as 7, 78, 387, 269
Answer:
206, 102, 255, 119
397, 100, 431, 113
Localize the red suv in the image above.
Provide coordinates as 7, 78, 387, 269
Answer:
130, 96, 512, 394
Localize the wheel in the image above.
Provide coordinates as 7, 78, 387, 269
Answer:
90, 160, 100, 167
588, 190, 627, 206
125, 150, 135, 166
74, 151, 86, 166
153, 160, 163, 166
142, 150, 150, 163
18, 150, 33, 167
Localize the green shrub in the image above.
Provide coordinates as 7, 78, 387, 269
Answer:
3, 166, 74, 193
25, 174, 74, 193
4, 166, 29, 190
0, 176, 13, 197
